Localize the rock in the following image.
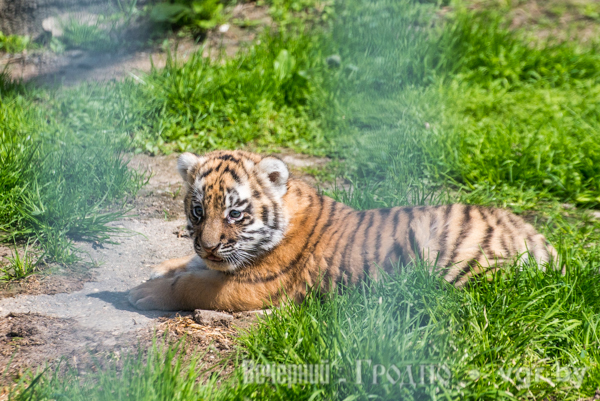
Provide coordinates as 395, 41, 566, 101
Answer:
592, 211, 600, 220
326, 54, 341, 68
193, 309, 233, 327
42, 16, 63, 37
102, 337, 117, 347
244, 309, 272, 317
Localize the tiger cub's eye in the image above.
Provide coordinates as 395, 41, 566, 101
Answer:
192, 205, 204, 219
229, 210, 242, 219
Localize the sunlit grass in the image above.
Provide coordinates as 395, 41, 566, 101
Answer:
0, 82, 146, 265
0, 240, 37, 281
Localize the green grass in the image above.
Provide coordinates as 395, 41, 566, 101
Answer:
126, 27, 332, 154
11, 339, 220, 400
0, 80, 145, 265
7, 0, 600, 400
59, 18, 115, 52
0, 32, 32, 53
0, 240, 37, 281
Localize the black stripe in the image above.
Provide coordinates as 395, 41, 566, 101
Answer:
447, 205, 473, 267
391, 208, 401, 238
451, 259, 479, 285
341, 211, 367, 269
408, 227, 419, 259
436, 205, 453, 265
259, 177, 282, 231
271, 202, 280, 231
199, 168, 213, 179
281, 196, 327, 283
499, 234, 509, 258
480, 209, 495, 261
318, 201, 338, 242
505, 213, 522, 254
256, 175, 279, 231
374, 208, 391, 266
461, 208, 489, 272
383, 242, 406, 268
323, 208, 354, 275
261, 206, 269, 224
386, 209, 405, 266
361, 211, 376, 275
217, 154, 240, 163
223, 165, 241, 183
494, 213, 510, 257
288, 198, 337, 287
233, 198, 248, 208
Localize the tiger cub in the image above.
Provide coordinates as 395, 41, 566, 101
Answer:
128, 150, 558, 311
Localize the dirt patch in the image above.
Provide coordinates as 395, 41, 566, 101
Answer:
2, 2, 272, 86
128, 153, 186, 221
153, 315, 238, 378
0, 310, 266, 388
0, 264, 95, 300
0, 312, 139, 385
465, 0, 600, 44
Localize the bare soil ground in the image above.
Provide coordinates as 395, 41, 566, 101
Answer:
1, 2, 271, 86
0, 265, 94, 300
466, 0, 600, 44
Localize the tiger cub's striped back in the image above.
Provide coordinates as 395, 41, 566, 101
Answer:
309, 203, 557, 289
128, 150, 559, 311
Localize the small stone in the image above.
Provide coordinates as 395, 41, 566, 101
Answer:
219, 24, 230, 33
326, 54, 341, 68
592, 211, 600, 220
67, 50, 84, 59
193, 309, 233, 327
103, 338, 117, 347
42, 17, 63, 37
244, 309, 272, 317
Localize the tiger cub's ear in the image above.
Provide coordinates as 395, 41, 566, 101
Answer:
177, 152, 205, 183
257, 156, 289, 197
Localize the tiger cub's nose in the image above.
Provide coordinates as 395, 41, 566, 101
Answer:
201, 242, 221, 253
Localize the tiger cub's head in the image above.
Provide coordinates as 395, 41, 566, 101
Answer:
177, 150, 290, 272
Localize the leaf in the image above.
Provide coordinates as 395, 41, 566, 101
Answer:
274, 49, 296, 83
150, 3, 190, 23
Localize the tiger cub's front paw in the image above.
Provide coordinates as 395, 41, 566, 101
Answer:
128, 277, 181, 311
